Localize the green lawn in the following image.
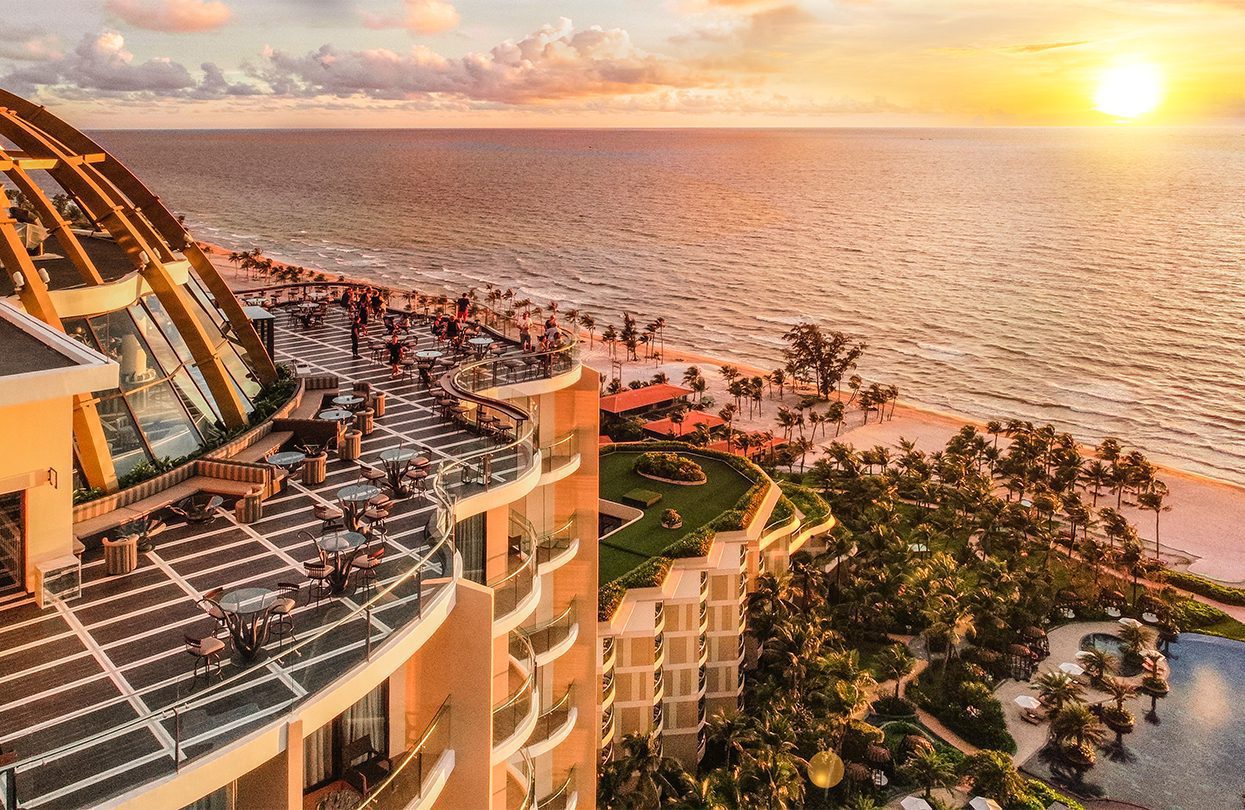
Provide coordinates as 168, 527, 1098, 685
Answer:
599, 450, 752, 584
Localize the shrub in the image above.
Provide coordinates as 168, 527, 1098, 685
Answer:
1164, 570, 1245, 606
666, 527, 715, 559
1172, 597, 1229, 629
634, 451, 705, 483
871, 695, 916, 717
908, 669, 1016, 754
660, 508, 682, 528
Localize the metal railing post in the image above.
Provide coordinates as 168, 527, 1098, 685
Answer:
174, 708, 182, 771
366, 606, 373, 660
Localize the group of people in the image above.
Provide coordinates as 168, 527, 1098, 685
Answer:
517, 309, 564, 353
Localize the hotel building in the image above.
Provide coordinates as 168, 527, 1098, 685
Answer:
0, 90, 598, 810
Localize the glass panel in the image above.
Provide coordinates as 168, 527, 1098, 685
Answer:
142, 295, 194, 365
127, 380, 202, 462
129, 303, 181, 376
171, 367, 220, 430
88, 310, 161, 392
0, 492, 23, 592
96, 395, 151, 477
219, 344, 261, 400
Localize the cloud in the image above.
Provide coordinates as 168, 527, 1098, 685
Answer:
1006, 40, 1089, 53
2, 30, 259, 98
0, 30, 63, 62
105, 0, 232, 33
362, 0, 460, 35
260, 18, 703, 104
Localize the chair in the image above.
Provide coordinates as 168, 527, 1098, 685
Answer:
313, 503, 344, 533
341, 735, 391, 797
196, 590, 228, 639
360, 467, 386, 485
352, 547, 386, 599
184, 633, 225, 688
270, 582, 300, 644
304, 561, 332, 605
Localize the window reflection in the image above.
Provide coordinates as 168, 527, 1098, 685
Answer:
129, 380, 202, 461
89, 309, 161, 391
96, 396, 150, 477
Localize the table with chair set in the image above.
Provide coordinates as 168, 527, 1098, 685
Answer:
316, 531, 369, 594
376, 446, 430, 498
318, 408, 354, 423
337, 483, 381, 532
332, 393, 366, 411
191, 583, 300, 669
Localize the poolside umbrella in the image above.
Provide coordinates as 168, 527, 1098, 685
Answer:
1059, 662, 1085, 677
1101, 589, 1125, 604
1118, 617, 1142, 628
866, 744, 891, 765
845, 762, 872, 783
901, 798, 933, 810
970, 799, 1003, 810
1014, 695, 1041, 711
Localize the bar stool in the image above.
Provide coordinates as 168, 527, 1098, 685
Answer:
360, 466, 386, 485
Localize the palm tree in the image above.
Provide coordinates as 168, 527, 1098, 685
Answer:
682, 365, 701, 388
959, 750, 1028, 806
581, 313, 596, 346
1077, 646, 1117, 685
1049, 702, 1106, 764
1136, 481, 1171, 559
1080, 459, 1109, 507
719, 404, 738, 452
875, 643, 916, 698
901, 748, 957, 800
736, 749, 805, 809
826, 400, 846, 437
1032, 669, 1085, 713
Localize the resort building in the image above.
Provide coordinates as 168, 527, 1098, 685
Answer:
596, 445, 836, 766
0, 91, 600, 810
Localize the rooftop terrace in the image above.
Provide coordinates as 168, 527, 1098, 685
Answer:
0, 299, 569, 808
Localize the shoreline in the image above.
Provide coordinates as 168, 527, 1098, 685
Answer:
202, 241, 1245, 584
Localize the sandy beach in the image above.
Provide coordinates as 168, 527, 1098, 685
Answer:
203, 243, 1245, 584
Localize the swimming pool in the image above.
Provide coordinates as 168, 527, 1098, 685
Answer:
1080, 632, 1143, 676
1025, 633, 1245, 809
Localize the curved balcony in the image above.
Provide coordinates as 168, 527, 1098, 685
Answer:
526, 685, 576, 758
493, 632, 539, 763
601, 671, 616, 710
506, 750, 537, 810
528, 600, 578, 667
492, 513, 541, 632
536, 513, 580, 575
600, 705, 616, 749
356, 699, 453, 810
539, 431, 581, 484
601, 636, 617, 675
451, 335, 581, 402
538, 767, 577, 810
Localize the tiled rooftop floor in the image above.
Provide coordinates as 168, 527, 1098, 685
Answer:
0, 306, 529, 809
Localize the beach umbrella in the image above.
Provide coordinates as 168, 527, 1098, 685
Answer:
1014, 695, 1041, 710
1059, 662, 1085, 677
1119, 617, 1142, 628
970, 798, 1004, 810
908, 543, 928, 554
900, 798, 933, 810
866, 744, 891, 765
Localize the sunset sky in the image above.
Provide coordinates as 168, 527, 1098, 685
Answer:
3, 0, 1243, 127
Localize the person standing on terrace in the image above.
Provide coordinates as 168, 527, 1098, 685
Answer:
456, 292, 470, 322
387, 331, 405, 377
350, 316, 363, 359
519, 310, 533, 351
341, 287, 354, 312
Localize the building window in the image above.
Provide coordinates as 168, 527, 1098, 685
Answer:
0, 492, 24, 593
303, 682, 389, 792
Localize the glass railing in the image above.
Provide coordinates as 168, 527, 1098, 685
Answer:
536, 513, 578, 567
7, 285, 554, 808
528, 600, 576, 660
539, 431, 579, 475
450, 338, 580, 396
356, 698, 451, 809
530, 685, 575, 747
509, 750, 537, 810
493, 632, 537, 748
538, 767, 576, 810
491, 513, 539, 622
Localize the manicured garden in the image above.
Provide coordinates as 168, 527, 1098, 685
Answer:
599, 448, 753, 584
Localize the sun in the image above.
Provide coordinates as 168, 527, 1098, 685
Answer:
1094, 62, 1163, 120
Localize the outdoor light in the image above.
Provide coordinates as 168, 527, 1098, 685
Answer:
37, 267, 49, 283
10, 272, 24, 290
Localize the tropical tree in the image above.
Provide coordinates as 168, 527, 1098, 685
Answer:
875, 643, 916, 698
959, 750, 1028, 806
1032, 670, 1085, 713
901, 747, 957, 800
1136, 481, 1171, 559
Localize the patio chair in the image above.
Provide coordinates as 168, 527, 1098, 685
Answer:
270, 582, 300, 644
351, 547, 386, 599
341, 735, 391, 797
184, 633, 225, 689
313, 503, 344, 533
303, 561, 332, 605
360, 466, 386, 485
196, 589, 228, 640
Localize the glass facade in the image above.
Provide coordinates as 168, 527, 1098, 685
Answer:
63, 288, 264, 478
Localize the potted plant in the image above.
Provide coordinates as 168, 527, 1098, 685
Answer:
660, 508, 683, 530
122, 515, 165, 553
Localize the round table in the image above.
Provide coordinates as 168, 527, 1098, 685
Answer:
267, 451, 306, 469
379, 447, 418, 463
332, 394, 365, 409
316, 532, 368, 593
217, 587, 279, 659
296, 302, 318, 310
338, 484, 382, 531
415, 350, 443, 360
468, 336, 494, 352
318, 408, 354, 422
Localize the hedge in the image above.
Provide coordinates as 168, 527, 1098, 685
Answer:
1164, 570, 1245, 606
779, 481, 831, 524
599, 556, 676, 621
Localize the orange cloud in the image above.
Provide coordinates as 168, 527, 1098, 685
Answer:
362, 0, 460, 35
104, 0, 232, 33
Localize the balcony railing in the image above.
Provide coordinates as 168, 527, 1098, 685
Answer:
601, 636, 616, 673
508, 750, 537, 810
538, 767, 576, 810
356, 698, 451, 809
530, 685, 575, 747
528, 600, 577, 662
491, 513, 539, 623
536, 513, 578, 568
601, 672, 616, 708
540, 431, 579, 476
493, 632, 538, 748
450, 333, 580, 396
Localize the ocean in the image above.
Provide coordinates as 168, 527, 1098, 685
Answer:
93, 128, 1245, 484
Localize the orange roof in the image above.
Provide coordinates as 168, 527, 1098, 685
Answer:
599, 383, 693, 414
706, 434, 786, 458
642, 410, 725, 436
599, 435, 614, 446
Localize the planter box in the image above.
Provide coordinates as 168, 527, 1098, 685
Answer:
622, 488, 662, 509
